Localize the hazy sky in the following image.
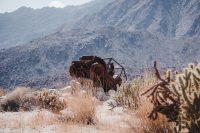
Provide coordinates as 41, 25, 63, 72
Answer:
0, 0, 92, 13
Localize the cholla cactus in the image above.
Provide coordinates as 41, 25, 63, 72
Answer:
171, 64, 200, 132
141, 62, 200, 132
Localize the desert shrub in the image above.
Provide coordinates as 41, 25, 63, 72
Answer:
0, 87, 32, 111
36, 90, 67, 113
0, 88, 67, 112
19, 92, 38, 111
113, 77, 143, 110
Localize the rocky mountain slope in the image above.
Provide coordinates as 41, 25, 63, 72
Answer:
77, 0, 200, 37
0, 0, 199, 89
0, 0, 113, 49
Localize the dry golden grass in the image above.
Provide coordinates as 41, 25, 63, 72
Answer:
29, 110, 58, 129
4, 119, 20, 129
0, 115, 25, 129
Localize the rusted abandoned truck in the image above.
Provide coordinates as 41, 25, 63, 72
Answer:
69, 56, 126, 92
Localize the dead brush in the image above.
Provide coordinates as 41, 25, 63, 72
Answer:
36, 90, 67, 113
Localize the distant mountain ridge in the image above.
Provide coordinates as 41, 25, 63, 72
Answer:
0, 0, 113, 49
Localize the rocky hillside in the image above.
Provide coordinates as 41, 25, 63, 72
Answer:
0, 0, 199, 89
0, 27, 199, 89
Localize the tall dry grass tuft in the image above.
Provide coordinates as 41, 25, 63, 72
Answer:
70, 96, 97, 125
125, 98, 174, 133
60, 86, 99, 125
140, 100, 173, 133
